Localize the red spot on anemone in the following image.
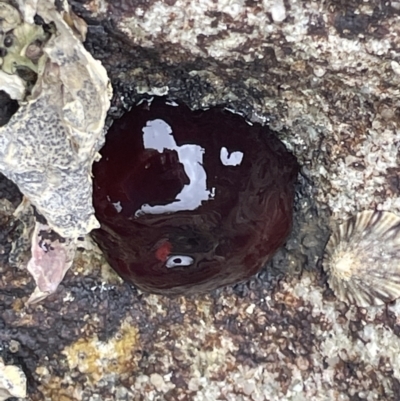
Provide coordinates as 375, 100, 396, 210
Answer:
155, 240, 172, 262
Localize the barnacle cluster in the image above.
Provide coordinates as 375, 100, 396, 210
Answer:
0, 0, 111, 239
323, 210, 400, 307
0, 1, 49, 94
0, 0, 111, 302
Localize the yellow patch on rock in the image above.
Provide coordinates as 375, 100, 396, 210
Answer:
63, 319, 140, 382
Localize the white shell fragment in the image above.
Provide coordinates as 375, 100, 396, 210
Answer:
0, 358, 27, 401
0, 71, 25, 100
0, 0, 112, 239
323, 210, 400, 307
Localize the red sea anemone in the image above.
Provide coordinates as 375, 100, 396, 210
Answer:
92, 97, 299, 295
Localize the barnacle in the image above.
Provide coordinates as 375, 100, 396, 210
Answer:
1, 24, 48, 76
0, 3, 49, 89
323, 210, 400, 307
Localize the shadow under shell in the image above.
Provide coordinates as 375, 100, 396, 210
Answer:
92, 97, 299, 295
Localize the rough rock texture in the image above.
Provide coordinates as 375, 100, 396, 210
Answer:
1, 0, 400, 400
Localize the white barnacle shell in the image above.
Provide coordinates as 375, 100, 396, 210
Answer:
323, 210, 400, 307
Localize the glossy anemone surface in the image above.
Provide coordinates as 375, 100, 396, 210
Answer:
92, 97, 299, 295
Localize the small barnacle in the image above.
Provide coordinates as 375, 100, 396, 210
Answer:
323, 210, 400, 307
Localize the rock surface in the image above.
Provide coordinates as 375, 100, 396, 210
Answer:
1, 0, 400, 400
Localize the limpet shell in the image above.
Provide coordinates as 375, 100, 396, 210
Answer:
323, 210, 400, 307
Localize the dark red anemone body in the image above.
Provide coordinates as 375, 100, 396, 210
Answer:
92, 97, 299, 295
